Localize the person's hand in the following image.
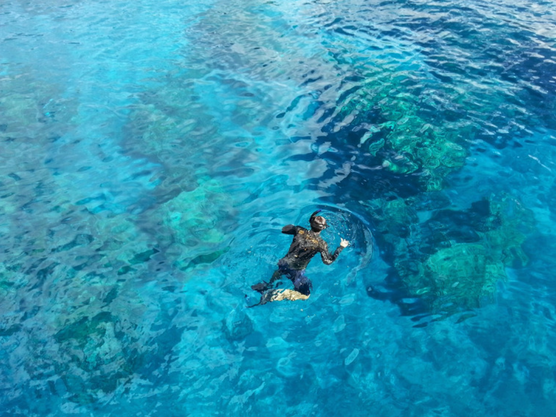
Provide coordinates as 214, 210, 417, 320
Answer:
340, 238, 349, 248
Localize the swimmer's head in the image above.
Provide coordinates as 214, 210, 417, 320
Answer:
309, 210, 327, 232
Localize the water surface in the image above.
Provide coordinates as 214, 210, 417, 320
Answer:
1, 0, 556, 415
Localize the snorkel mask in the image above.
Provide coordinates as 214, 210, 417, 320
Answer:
309, 210, 328, 232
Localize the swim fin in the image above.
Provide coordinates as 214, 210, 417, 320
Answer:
250, 281, 270, 293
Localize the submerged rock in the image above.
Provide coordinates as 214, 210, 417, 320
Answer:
409, 243, 506, 309
151, 178, 235, 273
223, 307, 253, 341
160, 179, 228, 246
367, 192, 535, 318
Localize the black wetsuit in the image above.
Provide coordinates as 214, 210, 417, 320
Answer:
275, 224, 345, 295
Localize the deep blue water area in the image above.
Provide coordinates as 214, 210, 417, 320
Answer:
1, 0, 556, 415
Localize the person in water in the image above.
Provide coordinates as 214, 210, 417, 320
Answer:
249, 210, 349, 307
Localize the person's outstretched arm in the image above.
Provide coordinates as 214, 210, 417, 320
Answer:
320, 238, 349, 265
282, 225, 298, 235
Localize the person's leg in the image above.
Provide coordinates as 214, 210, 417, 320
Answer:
251, 269, 283, 294
269, 269, 283, 286
249, 270, 312, 307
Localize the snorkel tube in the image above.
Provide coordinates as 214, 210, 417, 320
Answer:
309, 210, 322, 224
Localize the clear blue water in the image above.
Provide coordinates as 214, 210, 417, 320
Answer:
1, 0, 556, 415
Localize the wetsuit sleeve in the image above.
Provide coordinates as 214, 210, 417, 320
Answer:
281, 225, 298, 235
319, 241, 344, 265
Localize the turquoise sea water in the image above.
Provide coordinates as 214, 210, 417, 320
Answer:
1, 0, 556, 415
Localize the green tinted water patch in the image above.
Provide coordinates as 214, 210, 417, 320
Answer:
36, 261, 189, 407
124, 70, 268, 198
148, 178, 234, 275
366, 192, 535, 319
332, 85, 469, 192
309, 74, 465, 196
306, 3, 551, 194
307, 18, 472, 192
406, 243, 506, 310
159, 179, 228, 244
52, 311, 144, 405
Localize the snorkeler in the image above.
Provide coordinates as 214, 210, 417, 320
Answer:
249, 210, 349, 307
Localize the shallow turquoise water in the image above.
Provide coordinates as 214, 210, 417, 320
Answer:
1, 0, 556, 415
